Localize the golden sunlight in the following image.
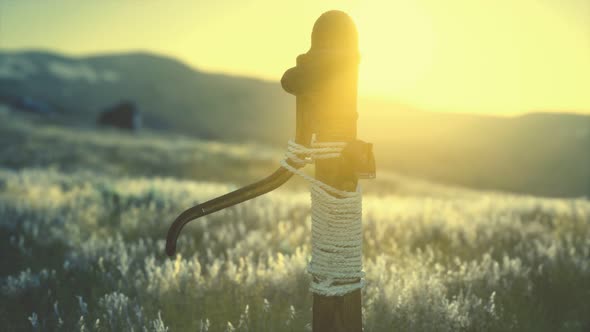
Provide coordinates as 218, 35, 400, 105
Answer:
1, 0, 589, 113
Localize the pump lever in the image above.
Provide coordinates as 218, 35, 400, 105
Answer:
165, 161, 301, 257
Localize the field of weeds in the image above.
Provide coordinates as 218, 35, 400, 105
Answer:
1, 113, 589, 331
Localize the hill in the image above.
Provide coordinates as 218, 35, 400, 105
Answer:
1, 50, 588, 197
360, 101, 590, 197
0, 50, 293, 143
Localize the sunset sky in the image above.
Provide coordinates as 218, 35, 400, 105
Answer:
1, 0, 588, 114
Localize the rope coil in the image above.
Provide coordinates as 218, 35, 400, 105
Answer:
280, 138, 365, 296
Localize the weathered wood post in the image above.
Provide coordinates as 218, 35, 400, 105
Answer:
281, 10, 366, 332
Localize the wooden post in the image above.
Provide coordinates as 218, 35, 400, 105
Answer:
281, 10, 362, 332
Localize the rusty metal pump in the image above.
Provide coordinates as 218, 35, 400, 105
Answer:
166, 10, 374, 332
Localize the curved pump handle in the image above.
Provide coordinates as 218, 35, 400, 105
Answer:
165, 161, 301, 257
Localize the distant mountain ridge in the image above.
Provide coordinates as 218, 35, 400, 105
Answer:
1, 50, 588, 197
0, 50, 294, 143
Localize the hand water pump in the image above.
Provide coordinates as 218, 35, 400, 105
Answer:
166, 11, 375, 332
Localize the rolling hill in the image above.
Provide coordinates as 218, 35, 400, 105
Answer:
1, 50, 588, 197
0, 50, 293, 143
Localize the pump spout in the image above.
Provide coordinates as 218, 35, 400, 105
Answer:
165, 162, 300, 256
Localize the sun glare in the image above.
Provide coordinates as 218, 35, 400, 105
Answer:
354, 3, 438, 105
1, 0, 588, 114
347, 0, 590, 114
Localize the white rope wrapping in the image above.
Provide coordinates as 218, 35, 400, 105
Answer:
280, 138, 365, 296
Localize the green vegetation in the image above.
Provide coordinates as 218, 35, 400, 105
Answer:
1, 114, 589, 331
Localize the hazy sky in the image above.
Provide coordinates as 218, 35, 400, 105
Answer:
1, 0, 589, 114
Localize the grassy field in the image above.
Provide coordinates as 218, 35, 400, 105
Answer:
1, 112, 589, 331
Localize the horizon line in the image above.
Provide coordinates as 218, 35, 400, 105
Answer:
1, 47, 589, 117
